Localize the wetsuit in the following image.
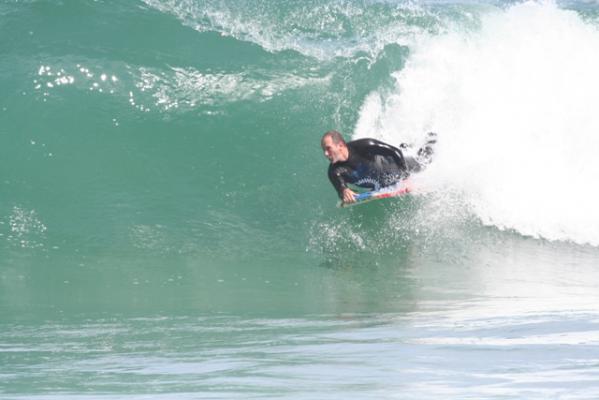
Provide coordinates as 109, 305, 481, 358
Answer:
327, 138, 422, 199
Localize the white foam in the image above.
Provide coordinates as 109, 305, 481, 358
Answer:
355, 1, 599, 246
142, 0, 432, 60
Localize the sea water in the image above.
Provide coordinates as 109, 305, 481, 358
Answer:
2, 1, 599, 398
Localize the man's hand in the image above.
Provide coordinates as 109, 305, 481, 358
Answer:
342, 188, 357, 204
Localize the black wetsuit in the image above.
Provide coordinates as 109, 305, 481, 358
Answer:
327, 138, 421, 199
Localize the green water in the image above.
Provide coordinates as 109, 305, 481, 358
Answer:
2, 1, 599, 398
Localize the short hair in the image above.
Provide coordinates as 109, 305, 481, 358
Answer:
321, 130, 346, 146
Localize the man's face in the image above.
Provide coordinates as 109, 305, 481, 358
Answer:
322, 136, 346, 163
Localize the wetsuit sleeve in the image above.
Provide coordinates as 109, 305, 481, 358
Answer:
328, 165, 347, 199
352, 138, 407, 171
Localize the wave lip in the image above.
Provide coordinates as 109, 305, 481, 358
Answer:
141, 0, 451, 60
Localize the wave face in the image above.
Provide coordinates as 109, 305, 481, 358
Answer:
0, 0, 461, 262
2, 1, 599, 319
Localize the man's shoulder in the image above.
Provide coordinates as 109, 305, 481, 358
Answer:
328, 160, 352, 177
348, 138, 394, 156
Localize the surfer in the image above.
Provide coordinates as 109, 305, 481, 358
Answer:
321, 130, 435, 204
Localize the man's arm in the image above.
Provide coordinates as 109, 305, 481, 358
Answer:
328, 165, 356, 203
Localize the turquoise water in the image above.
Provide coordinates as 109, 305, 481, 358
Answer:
3, 1, 599, 398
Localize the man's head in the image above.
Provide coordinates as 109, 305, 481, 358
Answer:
321, 130, 349, 163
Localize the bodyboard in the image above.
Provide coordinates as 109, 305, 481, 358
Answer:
337, 179, 413, 208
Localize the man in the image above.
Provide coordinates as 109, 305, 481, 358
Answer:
321, 130, 435, 204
